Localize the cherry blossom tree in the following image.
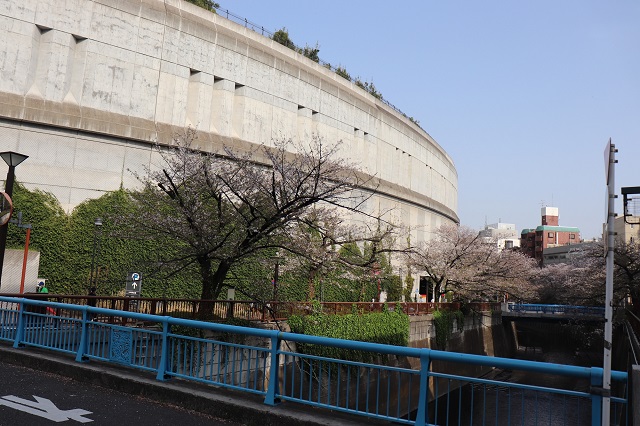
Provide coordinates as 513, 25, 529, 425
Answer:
406, 224, 538, 301
114, 130, 382, 311
278, 208, 399, 302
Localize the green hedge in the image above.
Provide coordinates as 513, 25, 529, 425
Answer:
288, 303, 409, 363
5, 183, 403, 302
432, 309, 464, 349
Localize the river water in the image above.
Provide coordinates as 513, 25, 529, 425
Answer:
426, 348, 616, 426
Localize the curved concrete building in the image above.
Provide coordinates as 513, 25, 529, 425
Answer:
0, 0, 458, 243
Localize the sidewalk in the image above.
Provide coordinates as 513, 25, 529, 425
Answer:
0, 343, 388, 426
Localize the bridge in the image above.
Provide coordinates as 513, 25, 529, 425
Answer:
0, 296, 634, 425
502, 303, 606, 323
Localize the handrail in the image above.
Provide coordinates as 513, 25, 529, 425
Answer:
0, 296, 629, 426
0, 293, 500, 322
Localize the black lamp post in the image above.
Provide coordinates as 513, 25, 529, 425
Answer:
0, 151, 28, 288
89, 217, 103, 295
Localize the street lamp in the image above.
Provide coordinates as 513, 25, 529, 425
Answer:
0, 151, 29, 288
89, 218, 103, 295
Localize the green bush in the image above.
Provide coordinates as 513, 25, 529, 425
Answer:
288, 306, 409, 363
433, 309, 464, 348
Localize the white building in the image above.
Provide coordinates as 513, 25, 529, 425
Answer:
480, 222, 521, 250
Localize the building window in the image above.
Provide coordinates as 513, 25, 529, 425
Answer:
548, 232, 554, 238
504, 240, 514, 249
570, 234, 575, 239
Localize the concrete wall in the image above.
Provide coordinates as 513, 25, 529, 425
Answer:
0, 0, 458, 246
0, 249, 40, 293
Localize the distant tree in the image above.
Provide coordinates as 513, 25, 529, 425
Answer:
335, 66, 351, 81
185, 0, 219, 12
407, 224, 537, 301
299, 43, 320, 63
272, 27, 296, 50
354, 78, 383, 100
611, 240, 640, 312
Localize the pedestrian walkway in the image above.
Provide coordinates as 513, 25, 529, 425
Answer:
0, 343, 386, 426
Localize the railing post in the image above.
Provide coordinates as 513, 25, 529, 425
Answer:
156, 319, 171, 381
75, 307, 89, 362
415, 349, 431, 426
264, 332, 281, 406
591, 367, 604, 426
12, 299, 26, 348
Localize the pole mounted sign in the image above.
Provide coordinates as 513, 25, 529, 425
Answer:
125, 272, 142, 296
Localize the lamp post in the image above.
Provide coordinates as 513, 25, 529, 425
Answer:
89, 218, 103, 295
0, 151, 29, 288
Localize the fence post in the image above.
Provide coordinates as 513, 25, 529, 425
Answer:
156, 320, 171, 381
415, 349, 432, 426
591, 367, 603, 426
12, 299, 26, 348
75, 307, 89, 362
264, 331, 281, 406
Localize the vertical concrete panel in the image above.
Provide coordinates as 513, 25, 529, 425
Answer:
129, 55, 160, 122
136, 17, 164, 59
66, 37, 88, 105
0, 122, 20, 153
89, 2, 139, 52
296, 107, 312, 144
0, 0, 37, 22
34, 0, 92, 38
231, 84, 245, 139
0, 17, 34, 95
186, 71, 213, 131
13, 128, 77, 207
270, 97, 296, 143
210, 78, 234, 136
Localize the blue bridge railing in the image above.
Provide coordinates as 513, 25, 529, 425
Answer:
0, 297, 628, 425
507, 303, 606, 316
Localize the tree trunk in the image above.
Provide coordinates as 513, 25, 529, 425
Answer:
197, 257, 230, 320
307, 268, 317, 300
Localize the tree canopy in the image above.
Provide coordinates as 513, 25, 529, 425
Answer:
111, 131, 383, 308
406, 224, 538, 301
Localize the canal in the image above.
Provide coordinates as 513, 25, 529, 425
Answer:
425, 321, 624, 425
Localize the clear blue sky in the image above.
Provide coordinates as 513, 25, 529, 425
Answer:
222, 1, 640, 239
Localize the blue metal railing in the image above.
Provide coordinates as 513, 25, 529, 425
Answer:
0, 297, 628, 425
507, 303, 606, 316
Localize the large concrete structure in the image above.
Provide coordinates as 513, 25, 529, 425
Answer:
0, 0, 458, 246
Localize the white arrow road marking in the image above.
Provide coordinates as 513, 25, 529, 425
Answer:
0, 395, 93, 423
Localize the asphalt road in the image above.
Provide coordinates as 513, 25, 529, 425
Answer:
0, 362, 241, 426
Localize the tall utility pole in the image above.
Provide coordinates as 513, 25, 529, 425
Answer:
602, 140, 616, 424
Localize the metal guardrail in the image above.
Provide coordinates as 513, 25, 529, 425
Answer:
507, 303, 606, 316
0, 294, 500, 323
0, 297, 629, 425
